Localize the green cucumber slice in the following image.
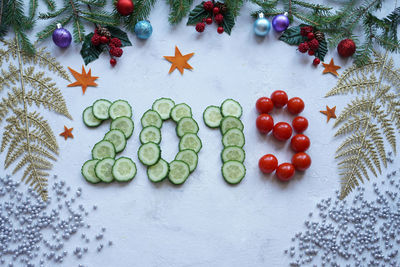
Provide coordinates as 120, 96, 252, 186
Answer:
152, 98, 175, 120
175, 149, 198, 172
138, 142, 161, 166
171, 103, 192, 122
81, 159, 101, 184
140, 126, 161, 144
222, 128, 245, 148
147, 159, 169, 183
109, 100, 132, 120
176, 117, 199, 137
203, 105, 222, 128
83, 106, 102, 127
168, 160, 190, 185
95, 158, 115, 183
221, 99, 242, 118
221, 146, 245, 163
141, 109, 163, 128
110, 116, 134, 139
93, 99, 112, 120
222, 160, 246, 184
179, 133, 202, 153
104, 129, 126, 153
112, 157, 136, 182
220, 116, 244, 135
92, 140, 116, 160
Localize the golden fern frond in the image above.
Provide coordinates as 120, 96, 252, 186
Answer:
334, 97, 375, 126
0, 64, 19, 92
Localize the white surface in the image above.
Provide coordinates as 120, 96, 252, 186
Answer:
1, 0, 399, 266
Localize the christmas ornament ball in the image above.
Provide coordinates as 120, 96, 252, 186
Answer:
52, 23, 72, 48
254, 13, 271, 37
134, 20, 153, 39
337, 38, 356, 57
272, 13, 290, 32
116, 0, 134, 16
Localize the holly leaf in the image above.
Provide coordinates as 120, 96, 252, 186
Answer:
187, 2, 209, 25
279, 25, 307, 45
80, 33, 104, 65
222, 10, 235, 35
106, 26, 132, 47
315, 38, 328, 61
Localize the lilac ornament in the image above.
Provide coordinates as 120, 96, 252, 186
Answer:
272, 13, 290, 32
52, 23, 72, 48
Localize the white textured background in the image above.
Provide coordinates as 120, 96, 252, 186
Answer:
1, 0, 400, 266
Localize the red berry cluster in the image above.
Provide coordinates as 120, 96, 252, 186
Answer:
256, 90, 311, 182
91, 28, 124, 67
298, 26, 321, 66
195, 1, 224, 34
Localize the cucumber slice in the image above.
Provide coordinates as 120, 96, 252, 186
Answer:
171, 103, 192, 122
221, 99, 242, 118
141, 110, 163, 128
221, 146, 245, 163
109, 100, 132, 120
110, 117, 134, 139
92, 140, 116, 160
147, 159, 169, 183
104, 129, 126, 153
176, 117, 199, 137
112, 157, 136, 182
93, 99, 112, 120
222, 128, 245, 148
220, 116, 244, 135
83, 106, 102, 127
152, 98, 175, 120
138, 142, 161, 166
140, 126, 161, 144
81, 159, 101, 184
203, 105, 222, 128
168, 160, 190, 185
95, 158, 115, 183
175, 149, 198, 172
179, 133, 202, 153
222, 160, 246, 184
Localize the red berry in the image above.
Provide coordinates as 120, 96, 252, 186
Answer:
202, 18, 206, 22
110, 58, 117, 67
290, 134, 310, 152
273, 122, 292, 141
308, 50, 315, 56
256, 97, 274, 114
292, 116, 308, 133
110, 47, 123, 57
307, 32, 314, 40
203, 1, 214, 11
213, 7, 220, 14
292, 152, 311, 171
256, 114, 274, 134
313, 58, 320, 66
206, 17, 213, 24
100, 36, 109, 44
195, 22, 205, 33
110, 38, 122, 47
217, 26, 224, 34
300, 26, 313, 37
298, 42, 309, 53
287, 97, 305, 114
276, 163, 295, 181
259, 154, 278, 174
91, 34, 101, 46
214, 13, 223, 24
308, 38, 319, 50
270, 90, 288, 108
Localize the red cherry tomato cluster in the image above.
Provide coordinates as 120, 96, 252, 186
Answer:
256, 90, 311, 182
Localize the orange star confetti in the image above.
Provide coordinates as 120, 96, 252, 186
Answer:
322, 59, 341, 76
67, 66, 98, 94
320, 106, 337, 122
164, 46, 194, 74
60, 126, 74, 140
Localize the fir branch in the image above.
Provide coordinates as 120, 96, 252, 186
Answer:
168, 0, 193, 24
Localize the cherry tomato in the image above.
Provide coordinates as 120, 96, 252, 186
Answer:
270, 90, 288, 108
292, 152, 311, 171
272, 122, 292, 141
276, 163, 295, 181
290, 134, 310, 152
256, 114, 274, 134
287, 97, 305, 114
259, 154, 278, 174
256, 97, 274, 114
292, 116, 308, 133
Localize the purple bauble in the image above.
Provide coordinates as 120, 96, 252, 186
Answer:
52, 23, 72, 48
272, 14, 290, 32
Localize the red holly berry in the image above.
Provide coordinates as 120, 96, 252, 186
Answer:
91, 34, 101, 46
100, 36, 109, 44
203, 1, 214, 11
110, 38, 122, 47
195, 22, 205, 33
110, 47, 123, 57
313, 58, 320, 65
213, 6, 220, 14
217, 26, 224, 34
206, 17, 213, 24
110, 58, 117, 67
300, 26, 313, 37
308, 39, 319, 51
298, 42, 309, 53
308, 50, 315, 56
214, 13, 223, 24
202, 18, 206, 22
307, 32, 314, 40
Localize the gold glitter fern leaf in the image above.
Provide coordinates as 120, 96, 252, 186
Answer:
0, 38, 71, 201
326, 51, 400, 200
